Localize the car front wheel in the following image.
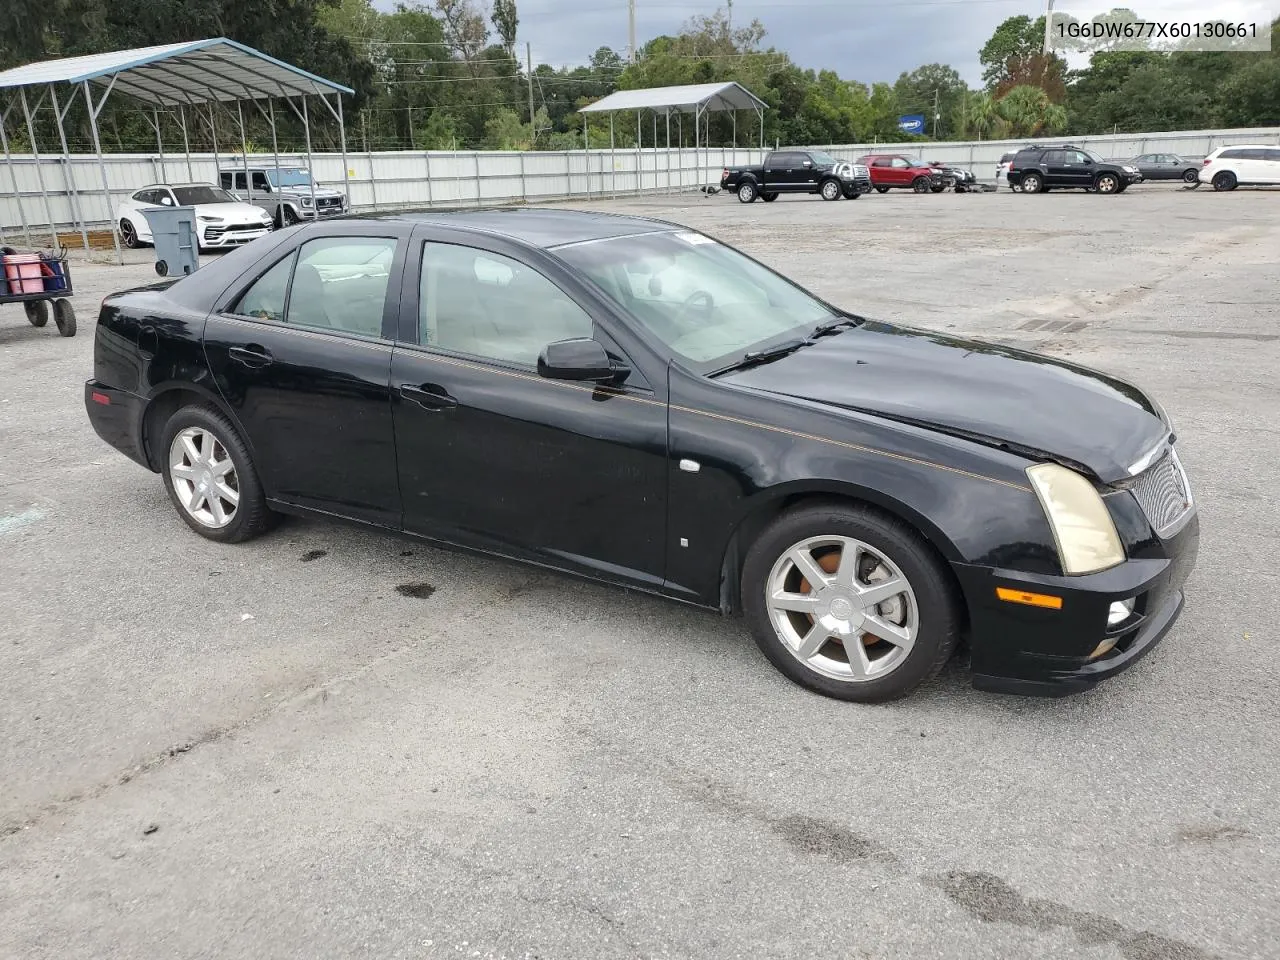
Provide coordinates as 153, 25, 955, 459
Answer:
820, 179, 842, 201
161, 405, 274, 543
737, 182, 758, 203
741, 503, 960, 702
874, 186, 890, 194
912, 176, 930, 193
119, 219, 140, 248
1095, 173, 1120, 194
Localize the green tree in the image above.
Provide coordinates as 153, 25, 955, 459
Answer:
997, 84, 1067, 137
491, 0, 518, 57
893, 63, 966, 138
979, 14, 1067, 101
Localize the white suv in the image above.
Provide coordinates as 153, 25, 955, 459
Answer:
1199, 144, 1280, 191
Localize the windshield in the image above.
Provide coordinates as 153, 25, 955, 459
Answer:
173, 186, 237, 205
808, 151, 839, 166
557, 231, 833, 367
268, 168, 314, 187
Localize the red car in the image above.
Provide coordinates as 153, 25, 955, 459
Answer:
858, 154, 953, 194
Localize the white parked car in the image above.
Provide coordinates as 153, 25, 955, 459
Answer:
996, 151, 1019, 191
115, 184, 274, 251
1198, 144, 1280, 191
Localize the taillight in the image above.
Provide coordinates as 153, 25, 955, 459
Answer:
721, 168, 730, 179
1203, 158, 1211, 165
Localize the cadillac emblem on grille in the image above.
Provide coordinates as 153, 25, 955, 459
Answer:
1130, 449, 1193, 535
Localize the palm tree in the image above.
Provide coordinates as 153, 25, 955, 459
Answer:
967, 92, 1005, 140
996, 85, 1066, 137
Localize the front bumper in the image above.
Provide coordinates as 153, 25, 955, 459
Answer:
955, 511, 1199, 696
841, 178, 873, 196
85, 380, 150, 469
299, 202, 347, 219
201, 224, 274, 248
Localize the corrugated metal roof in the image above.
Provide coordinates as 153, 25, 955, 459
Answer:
0, 38, 353, 105
580, 81, 766, 114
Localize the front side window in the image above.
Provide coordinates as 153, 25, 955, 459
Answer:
287, 237, 396, 338
808, 152, 838, 166
890, 157, 910, 169
251, 171, 272, 191
557, 230, 832, 367
233, 254, 294, 323
419, 243, 593, 366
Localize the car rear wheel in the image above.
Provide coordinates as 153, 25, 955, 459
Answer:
912, 176, 930, 193
761, 192, 777, 202
820, 179, 842, 201
737, 182, 758, 203
741, 503, 960, 702
1212, 171, 1237, 192
1182, 168, 1199, 184
161, 405, 274, 543
1095, 173, 1120, 194
119, 219, 140, 248
874, 186, 890, 194
1019, 173, 1042, 194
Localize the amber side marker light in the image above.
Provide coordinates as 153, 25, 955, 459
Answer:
995, 587, 1063, 610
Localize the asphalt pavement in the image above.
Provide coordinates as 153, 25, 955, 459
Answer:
1, 183, 1277, 959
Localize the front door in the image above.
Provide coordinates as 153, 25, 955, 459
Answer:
389, 234, 668, 589
888, 157, 913, 186
204, 232, 404, 526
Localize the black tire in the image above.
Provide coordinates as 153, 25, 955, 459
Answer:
1094, 173, 1120, 194
741, 502, 961, 703
912, 176, 930, 193
279, 205, 301, 226
819, 178, 842, 201
1182, 168, 1199, 184
737, 182, 758, 203
1212, 171, 1237, 192
875, 185, 890, 194
119, 219, 140, 249
1019, 173, 1042, 194
761, 192, 778, 202
52, 299, 75, 337
929, 183, 946, 193
845, 190, 861, 199
160, 405, 275, 544
155, 260, 168, 277
24, 300, 49, 327
954, 185, 967, 194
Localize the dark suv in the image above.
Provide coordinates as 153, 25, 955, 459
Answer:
1007, 146, 1142, 195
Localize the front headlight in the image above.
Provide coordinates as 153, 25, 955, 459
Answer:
301, 197, 314, 207
197, 215, 224, 223
1026, 463, 1125, 575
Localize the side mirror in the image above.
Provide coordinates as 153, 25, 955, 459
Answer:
537, 338, 623, 382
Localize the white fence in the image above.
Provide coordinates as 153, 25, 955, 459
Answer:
0, 146, 766, 239
3, 124, 1280, 239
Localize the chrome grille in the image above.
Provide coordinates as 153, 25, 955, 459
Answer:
1130, 449, 1192, 535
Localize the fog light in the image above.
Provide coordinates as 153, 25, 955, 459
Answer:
1107, 599, 1135, 627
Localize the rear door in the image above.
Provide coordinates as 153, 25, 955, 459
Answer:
388, 229, 668, 588
204, 227, 406, 526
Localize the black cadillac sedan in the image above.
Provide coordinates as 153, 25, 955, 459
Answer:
85, 209, 1198, 702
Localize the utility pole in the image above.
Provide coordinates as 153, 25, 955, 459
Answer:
526, 42, 536, 143
727, 0, 733, 30
932, 87, 940, 139
628, 0, 637, 63
1043, 0, 1055, 53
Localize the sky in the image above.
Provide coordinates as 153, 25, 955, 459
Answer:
377, 1, 1279, 87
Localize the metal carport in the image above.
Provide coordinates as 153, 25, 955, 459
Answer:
0, 38, 354, 263
579, 81, 767, 188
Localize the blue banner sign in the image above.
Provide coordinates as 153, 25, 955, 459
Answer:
898, 114, 926, 135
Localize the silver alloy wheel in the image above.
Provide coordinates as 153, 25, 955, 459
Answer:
765, 535, 918, 683
169, 427, 239, 529
821, 179, 840, 200
1096, 174, 1118, 193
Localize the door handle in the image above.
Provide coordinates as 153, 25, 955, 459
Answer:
400, 383, 458, 411
228, 344, 273, 368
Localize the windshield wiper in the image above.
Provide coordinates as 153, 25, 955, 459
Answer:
710, 338, 812, 376
810, 315, 864, 338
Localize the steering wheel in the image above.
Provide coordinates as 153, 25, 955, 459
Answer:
673, 289, 715, 327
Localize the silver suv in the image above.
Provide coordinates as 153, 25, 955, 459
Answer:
219, 166, 347, 226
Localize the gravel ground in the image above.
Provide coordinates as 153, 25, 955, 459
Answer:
1, 182, 1278, 960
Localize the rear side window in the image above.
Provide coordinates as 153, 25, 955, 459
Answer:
233, 254, 294, 322
1219, 148, 1248, 160
1264, 149, 1280, 163
288, 237, 397, 338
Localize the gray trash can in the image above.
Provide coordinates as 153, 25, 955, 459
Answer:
141, 205, 199, 278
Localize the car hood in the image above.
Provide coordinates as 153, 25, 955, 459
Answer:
719, 321, 1169, 484
192, 201, 272, 221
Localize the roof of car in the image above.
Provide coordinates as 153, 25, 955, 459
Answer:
382, 208, 683, 249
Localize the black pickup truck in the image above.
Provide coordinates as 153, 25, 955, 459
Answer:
720, 150, 873, 203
